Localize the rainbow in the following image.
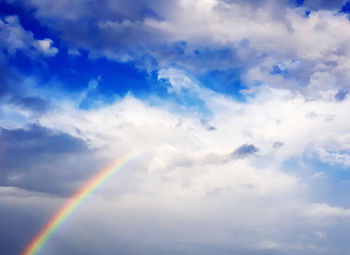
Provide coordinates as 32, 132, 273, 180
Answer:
22, 149, 142, 255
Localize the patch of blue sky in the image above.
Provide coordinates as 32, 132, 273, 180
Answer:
305, 10, 311, 17
307, 157, 350, 177
192, 46, 232, 60
303, 155, 350, 207
269, 65, 289, 77
281, 155, 350, 207
281, 157, 305, 175
78, 69, 168, 110
198, 69, 247, 102
8, 43, 215, 115
10, 48, 164, 96
340, 1, 350, 13
289, 0, 305, 7
172, 41, 187, 55
282, 152, 350, 180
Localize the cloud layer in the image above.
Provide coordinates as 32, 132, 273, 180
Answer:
2, 71, 350, 254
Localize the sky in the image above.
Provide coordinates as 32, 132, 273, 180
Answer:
1, 0, 350, 254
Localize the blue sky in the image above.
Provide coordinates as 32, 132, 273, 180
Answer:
2, 0, 350, 254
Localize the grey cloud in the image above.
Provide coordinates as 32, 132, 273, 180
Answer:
14, 96, 51, 113
0, 196, 48, 255
0, 124, 87, 154
273, 141, 284, 149
232, 144, 259, 158
200, 119, 217, 131
0, 124, 100, 194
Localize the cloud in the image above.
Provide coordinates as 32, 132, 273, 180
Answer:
0, 15, 34, 54
0, 15, 58, 56
158, 68, 199, 92
34, 38, 58, 56
305, 203, 350, 219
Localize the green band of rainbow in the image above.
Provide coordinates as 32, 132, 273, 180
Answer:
22, 149, 142, 255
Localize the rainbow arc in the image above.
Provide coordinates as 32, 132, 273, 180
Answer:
22, 149, 141, 255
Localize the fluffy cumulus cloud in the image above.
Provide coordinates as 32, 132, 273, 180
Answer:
1, 0, 350, 255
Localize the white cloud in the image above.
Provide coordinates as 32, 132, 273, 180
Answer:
158, 68, 199, 92
316, 148, 350, 167
34, 38, 58, 56
304, 203, 350, 219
